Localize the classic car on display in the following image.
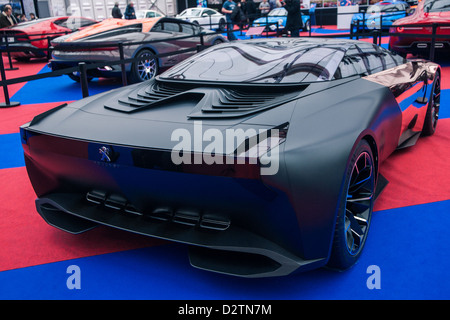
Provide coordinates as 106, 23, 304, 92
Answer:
389, 0, 450, 57
351, 0, 410, 33
135, 10, 165, 19
21, 38, 441, 278
253, 7, 311, 33
48, 17, 227, 83
175, 7, 226, 31
0, 16, 98, 61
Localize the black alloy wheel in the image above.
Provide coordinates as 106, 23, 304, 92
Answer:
422, 71, 441, 136
328, 140, 376, 270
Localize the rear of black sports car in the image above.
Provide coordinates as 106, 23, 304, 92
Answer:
20, 82, 326, 278
20, 38, 420, 277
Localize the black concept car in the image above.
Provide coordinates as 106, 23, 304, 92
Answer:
20, 38, 441, 278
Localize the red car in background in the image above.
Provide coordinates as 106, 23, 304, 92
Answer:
0, 16, 97, 61
389, 0, 450, 57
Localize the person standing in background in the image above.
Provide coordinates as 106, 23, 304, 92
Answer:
246, 0, 258, 26
259, 0, 270, 16
124, 2, 136, 19
222, 0, 237, 41
112, 2, 123, 18
0, 5, 18, 28
283, 0, 302, 37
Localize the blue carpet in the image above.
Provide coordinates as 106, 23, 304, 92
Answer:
0, 200, 449, 300
0, 133, 24, 169
11, 65, 122, 104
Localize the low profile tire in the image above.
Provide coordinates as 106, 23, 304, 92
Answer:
15, 57, 30, 62
421, 71, 441, 136
129, 49, 159, 83
67, 72, 93, 83
328, 140, 376, 270
304, 20, 311, 32
218, 19, 226, 32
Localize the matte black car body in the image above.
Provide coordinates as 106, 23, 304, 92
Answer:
48, 17, 227, 83
21, 38, 441, 278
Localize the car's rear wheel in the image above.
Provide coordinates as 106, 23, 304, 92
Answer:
15, 57, 30, 62
67, 72, 94, 83
218, 18, 226, 32
328, 140, 375, 270
304, 20, 311, 32
422, 71, 440, 136
129, 49, 159, 83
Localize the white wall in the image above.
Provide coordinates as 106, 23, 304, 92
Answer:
48, 0, 177, 20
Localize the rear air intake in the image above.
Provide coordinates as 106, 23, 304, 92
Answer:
104, 79, 305, 118
86, 190, 107, 204
85, 190, 230, 231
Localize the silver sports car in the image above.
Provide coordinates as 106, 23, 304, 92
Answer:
49, 17, 227, 83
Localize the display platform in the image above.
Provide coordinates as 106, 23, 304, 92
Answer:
1, 43, 450, 299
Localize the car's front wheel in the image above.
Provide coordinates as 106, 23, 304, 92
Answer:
129, 49, 159, 83
328, 140, 376, 270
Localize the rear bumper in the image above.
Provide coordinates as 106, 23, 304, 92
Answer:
1, 43, 46, 58
36, 193, 324, 278
390, 39, 450, 55
49, 59, 126, 78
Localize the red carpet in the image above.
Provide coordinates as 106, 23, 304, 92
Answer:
375, 118, 450, 212
0, 57, 47, 103
441, 64, 450, 90
0, 167, 164, 272
0, 102, 69, 135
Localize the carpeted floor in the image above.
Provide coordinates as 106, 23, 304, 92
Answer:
0, 35, 449, 299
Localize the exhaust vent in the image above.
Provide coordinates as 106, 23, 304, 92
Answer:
85, 190, 230, 231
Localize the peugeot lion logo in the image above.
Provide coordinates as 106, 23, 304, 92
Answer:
99, 146, 112, 162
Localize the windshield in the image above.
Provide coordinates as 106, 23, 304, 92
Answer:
424, 0, 450, 12
135, 10, 147, 19
14, 17, 50, 26
135, 10, 161, 18
367, 4, 403, 14
268, 8, 287, 16
160, 40, 346, 84
180, 9, 202, 17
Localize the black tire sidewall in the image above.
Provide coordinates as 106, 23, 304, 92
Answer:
328, 139, 375, 270
422, 71, 440, 136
